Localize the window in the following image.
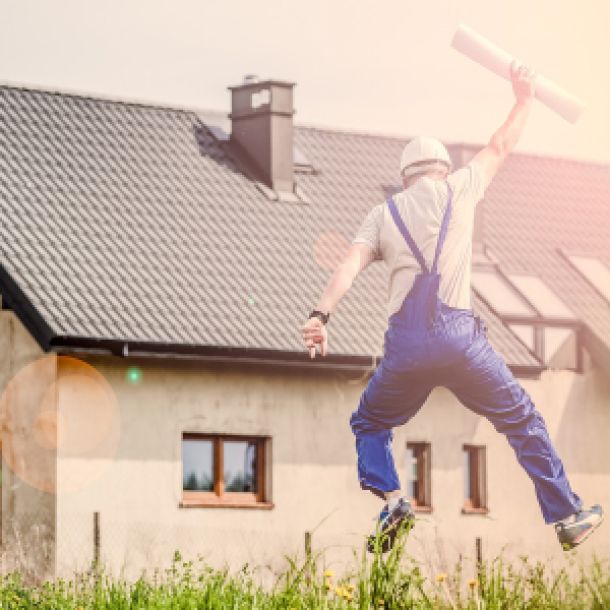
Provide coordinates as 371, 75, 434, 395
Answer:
565, 255, 610, 303
544, 327, 578, 369
507, 324, 579, 368
463, 445, 487, 513
506, 274, 576, 320
473, 267, 582, 371
405, 442, 432, 511
508, 323, 536, 351
181, 434, 271, 508
471, 270, 536, 318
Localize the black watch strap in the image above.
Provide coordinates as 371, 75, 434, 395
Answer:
309, 309, 330, 325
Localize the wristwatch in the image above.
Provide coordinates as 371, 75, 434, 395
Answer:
308, 309, 330, 325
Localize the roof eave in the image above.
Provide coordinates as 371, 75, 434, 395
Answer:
0, 263, 545, 378
0, 264, 55, 350
49, 335, 544, 378
50, 336, 381, 374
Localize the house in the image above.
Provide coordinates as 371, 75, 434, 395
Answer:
0, 77, 609, 580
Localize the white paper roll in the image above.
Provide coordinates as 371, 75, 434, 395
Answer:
451, 24, 585, 123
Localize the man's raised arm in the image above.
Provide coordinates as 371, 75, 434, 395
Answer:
472, 62, 536, 190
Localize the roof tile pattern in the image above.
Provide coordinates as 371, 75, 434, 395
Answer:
2, 86, 606, 370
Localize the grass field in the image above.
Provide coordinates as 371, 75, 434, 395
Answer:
1, 527, 608, 609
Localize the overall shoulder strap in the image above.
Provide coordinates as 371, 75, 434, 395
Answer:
431, 183, 454, 274
387, 196, 429, 273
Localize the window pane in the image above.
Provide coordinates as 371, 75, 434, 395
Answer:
224, 440, 258, 493
463, 449, 471, 501
472, 271, 536, 317
464, 446, 487, 509
182, 439, 214, 491
545, 327, 577, 369
568, 256, 610, 302
508, 324, 535, 351
405, 447, 418, 501
507, 275, 576, 319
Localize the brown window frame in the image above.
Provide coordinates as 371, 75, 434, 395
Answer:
180, 433, 272, 509
405, 442, 432, 512
463, 444, 488, 514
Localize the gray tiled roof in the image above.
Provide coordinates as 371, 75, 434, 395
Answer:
1, 84, 607, 371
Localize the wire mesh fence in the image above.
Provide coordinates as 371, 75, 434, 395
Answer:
2, 508, 333, 583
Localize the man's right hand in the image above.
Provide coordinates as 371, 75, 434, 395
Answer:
300, 317, 328, 359
511, 61, 536, 103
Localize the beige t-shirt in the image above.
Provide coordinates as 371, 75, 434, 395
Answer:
353, 163, 485, 317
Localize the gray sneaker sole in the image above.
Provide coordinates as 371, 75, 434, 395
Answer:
561, 512, 604, 551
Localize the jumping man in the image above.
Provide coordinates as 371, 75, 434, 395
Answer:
300, 63, 603, 552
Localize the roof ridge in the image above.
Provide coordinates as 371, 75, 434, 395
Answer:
295, 120, 411, 143
295, 123, 610, 169
445, 140, 610, 170
0, 80, 200, 118
1, 80, 608, 170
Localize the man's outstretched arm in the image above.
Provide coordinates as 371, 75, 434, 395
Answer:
300, 243, 377, 358
472, 62, 536, 189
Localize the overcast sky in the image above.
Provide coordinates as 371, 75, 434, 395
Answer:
2, 0, 609, 163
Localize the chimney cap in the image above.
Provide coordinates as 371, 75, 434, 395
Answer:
242, 74, 259, 85
228, 78, 295, 91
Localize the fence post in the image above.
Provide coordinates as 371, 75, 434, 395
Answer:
475, 535, 483, 586
93, 511, 101, 574
304, 531, 312, 584
305, 531, 312, 559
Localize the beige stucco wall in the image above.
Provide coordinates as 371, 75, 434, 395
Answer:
400, 367, 610, 570
54, 352, 610, 579
0, 311, 57, 579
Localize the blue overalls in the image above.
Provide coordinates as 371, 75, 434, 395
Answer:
350, 186, 582, 524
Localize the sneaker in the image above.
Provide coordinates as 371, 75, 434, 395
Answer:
555, 504, 604, 551
367, 497, 414, 553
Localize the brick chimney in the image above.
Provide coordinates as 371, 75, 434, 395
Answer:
229, 76, 295, 193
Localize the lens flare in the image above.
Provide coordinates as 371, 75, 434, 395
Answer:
0, 355, 121, 494
126, 366, 142, 384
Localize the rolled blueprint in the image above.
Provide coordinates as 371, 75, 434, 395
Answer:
451, 24, 585, 123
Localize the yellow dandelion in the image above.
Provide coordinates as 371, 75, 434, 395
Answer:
468, 578, 478, 589
324, 569, 334, 578
436, 573, 447, 583
346, 583, 355, 592
340, 585, 353, 599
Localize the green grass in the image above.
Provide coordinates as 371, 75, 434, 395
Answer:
1, 527, 608, 609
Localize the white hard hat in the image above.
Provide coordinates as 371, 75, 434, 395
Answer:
399, 136, 452, 177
